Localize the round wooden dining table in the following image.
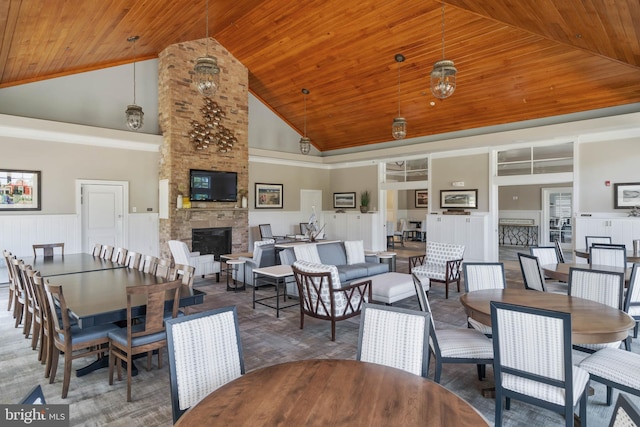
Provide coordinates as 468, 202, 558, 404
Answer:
174, 359, 489, 427
460, 288, 635, 345
540, 262, 631, 285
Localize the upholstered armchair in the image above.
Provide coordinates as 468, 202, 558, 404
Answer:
168, 240, 220, 282
292, 260, 371, 341
410, 241, 465, 299
232, 239, 276, 287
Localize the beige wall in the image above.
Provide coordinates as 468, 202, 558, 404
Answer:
578, 138, 640, 213
431, 153, 489, 211
0, 137, 158, 215
330, 165, 378, 210
248, 163, 330, 211
499, 183, 570, 210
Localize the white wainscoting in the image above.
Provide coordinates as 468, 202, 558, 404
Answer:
1, 213, 159, 280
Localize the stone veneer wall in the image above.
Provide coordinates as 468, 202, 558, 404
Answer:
157, 38, 249, 258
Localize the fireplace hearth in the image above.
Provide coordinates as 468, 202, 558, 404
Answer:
192, 227, 232, 260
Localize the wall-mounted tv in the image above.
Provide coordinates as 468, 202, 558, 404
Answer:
190, 169, 237, 202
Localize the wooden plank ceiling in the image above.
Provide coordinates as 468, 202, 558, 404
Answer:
1, 0, 639, 152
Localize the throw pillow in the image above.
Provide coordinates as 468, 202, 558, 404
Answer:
293, 244, 322, 264
344, 240, 365, 265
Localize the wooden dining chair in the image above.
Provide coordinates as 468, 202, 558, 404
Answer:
166, 306, 245, 423
32, 273, 54, 377
32, 243, 64, 257
108, 279, 182, 402
3, 250, 16, 312
412, 273, 493, 384
112, 247, 129, 265
100, 245, 115, 261
44, 281, 119, 398
171, 264, 196, 287
124, 251, 142, 269
139, 255, 159, 275
155, 258, 173, 279
491, 301, 589, 427
91, 243, 103, 257
357, 303, 430, 378
24, 268, 44, 351
12, 258, 27, 329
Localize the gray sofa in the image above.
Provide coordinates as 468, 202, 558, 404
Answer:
279, 241, 389, 295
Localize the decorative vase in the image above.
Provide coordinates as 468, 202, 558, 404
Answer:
241, 196, 247, 209
360, 206, 369, 213
177, 194, 183, 209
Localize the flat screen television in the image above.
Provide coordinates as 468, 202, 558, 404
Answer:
190, 169, 237, 202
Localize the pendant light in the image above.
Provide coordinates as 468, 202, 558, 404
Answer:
194, 0, 221, 96
125, 36, 144, 131
299, 88, 311, 155
392, 53, 407, 140
430, 4, 457, 99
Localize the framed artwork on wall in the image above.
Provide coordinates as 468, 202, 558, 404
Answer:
440, 189, 478, 209
255, 183, 283, 209
0, 169, 41, 211
614, 182, 640, 209
415, 190, 428, 208
333, 192, 356, 209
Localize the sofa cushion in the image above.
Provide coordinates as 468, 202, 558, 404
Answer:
344, 240, 365, 265
316, 242, 347, 265
337, 264, 370, 282
293, 244, 322, 263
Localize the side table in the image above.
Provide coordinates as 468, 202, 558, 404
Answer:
252, 265, 298, 317
225, 259, 246, 292
377, 251, 397, 272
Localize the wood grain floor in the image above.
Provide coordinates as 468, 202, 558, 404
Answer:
0, 243, 636, 426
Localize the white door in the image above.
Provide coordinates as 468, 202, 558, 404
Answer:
81, 183, 126, 253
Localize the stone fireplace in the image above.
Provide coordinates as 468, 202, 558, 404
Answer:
157, 38, 249, 258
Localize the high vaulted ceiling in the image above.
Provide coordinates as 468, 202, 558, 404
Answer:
2, 0, 639, 153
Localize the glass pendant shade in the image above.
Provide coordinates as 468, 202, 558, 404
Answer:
125, 104, 144, 131
392, 117, 407, 140
430, 60, 457, 99
299, 136, 311, 155
194, 56, 220, 97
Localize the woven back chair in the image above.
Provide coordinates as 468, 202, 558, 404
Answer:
356, 303, 430, 377
609, 394, 640, 427
410, 241, 465, 299
491, 301, 589, 427
292, 260, 371, 341
166, 306, 245, 423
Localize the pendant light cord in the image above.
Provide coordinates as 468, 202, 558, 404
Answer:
303, 92, 307, 137
397, 61, 401, 117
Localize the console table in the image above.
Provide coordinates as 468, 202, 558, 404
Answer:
498, 218, 538, 246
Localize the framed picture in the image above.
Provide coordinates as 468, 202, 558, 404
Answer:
415, 189, 428, 208
255, 183, 283, 209
614, 182, 640, 209
333, 192, 356, 209
440, 189, 478, 209
0, 169, 41, 211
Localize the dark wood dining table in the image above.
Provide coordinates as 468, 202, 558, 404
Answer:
45, 268, 204, 329
540, 262, 631, 285
22, 253, 126, 277
174, 359, 489, 427
460, 288, 635, 345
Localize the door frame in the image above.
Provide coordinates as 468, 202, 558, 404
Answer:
76, 179, 129, 253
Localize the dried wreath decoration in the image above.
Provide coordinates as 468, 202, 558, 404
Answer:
189, 97, 238, 152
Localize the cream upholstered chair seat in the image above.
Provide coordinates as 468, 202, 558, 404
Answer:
168, 240, 220, 281
578, 347, 640, 406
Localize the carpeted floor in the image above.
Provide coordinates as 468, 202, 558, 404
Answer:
0, 243, 637, 426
